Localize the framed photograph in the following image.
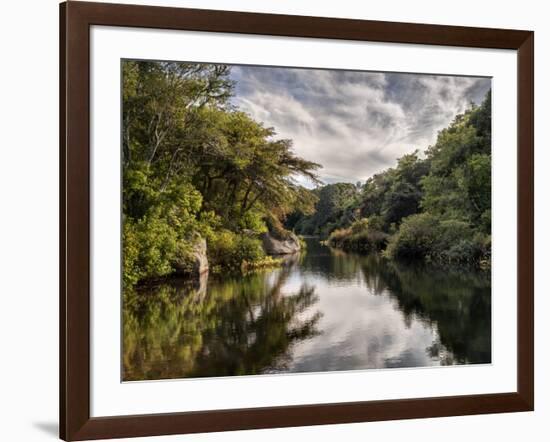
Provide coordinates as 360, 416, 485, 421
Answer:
60, 1, 534, 440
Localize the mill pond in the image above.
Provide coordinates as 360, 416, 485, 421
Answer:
123, 237, 491, 381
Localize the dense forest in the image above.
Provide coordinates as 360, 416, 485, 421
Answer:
122, 61, 491, 289
289, 91, 491, 267
122, 61, 320, 287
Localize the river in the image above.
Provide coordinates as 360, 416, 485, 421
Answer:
123, 237, 491, 381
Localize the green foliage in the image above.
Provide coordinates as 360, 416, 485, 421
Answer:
385, 214, 490, 265
207, 230, 265, 273
421, 93, 492, 234
384, 213, 439, 260
327, 217, 388, 253
122, 183, 203, 286
350, 218, 370, 234
292, 150, 429, 239
362, 151, 429, 227
302, 91, 491, 269
292, 183, 359, 237
122, 60, 320, 286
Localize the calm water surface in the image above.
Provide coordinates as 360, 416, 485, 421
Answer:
123, 238, 491, 381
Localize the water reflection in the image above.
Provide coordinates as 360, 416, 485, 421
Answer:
123, 264, 322, 381
123, 238, 490, 381
359, 254, 491, 365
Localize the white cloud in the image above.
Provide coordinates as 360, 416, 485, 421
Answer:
231, 66, 491, 185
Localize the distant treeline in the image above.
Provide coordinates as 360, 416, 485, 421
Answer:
287, 91, 491, 267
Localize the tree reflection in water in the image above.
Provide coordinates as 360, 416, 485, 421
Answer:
358, 254, 491, 365
123, 263, 322, 381
299, 240, 490, 367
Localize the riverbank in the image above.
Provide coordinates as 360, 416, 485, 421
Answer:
325, 216, 490, 270
128, 228, 306, 289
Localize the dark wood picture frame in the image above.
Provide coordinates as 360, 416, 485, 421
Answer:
60, 1, 534, 440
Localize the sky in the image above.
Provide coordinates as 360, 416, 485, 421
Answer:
229, 65, 491, 186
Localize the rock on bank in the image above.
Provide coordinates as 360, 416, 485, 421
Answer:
261, 231, 301, 255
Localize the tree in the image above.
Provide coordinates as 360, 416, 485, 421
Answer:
292, 183, 359, 237
122, 60, 321, 285
421, 91, 491, 230
316, 90, 491, 268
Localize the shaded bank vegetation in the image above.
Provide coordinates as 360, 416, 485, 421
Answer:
289, 92, 491, 268
122, 61, 320, 287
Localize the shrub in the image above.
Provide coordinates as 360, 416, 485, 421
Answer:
344, 231, 373, 253
327, 217, 388, 253
122, 212, 180, 286
238, 209, 268, 235
350, 218, 370, 234
122, 221, 141, 287
367, 215, 385, 232
384, 213, 439, 260
122, 183, 205, 286
208, 229, 266, 273
236, 235, 265, 264
474, 232, 491, 267
385, 213, 488, 266
327, 227, 351, 248
441, 239, 478, 263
